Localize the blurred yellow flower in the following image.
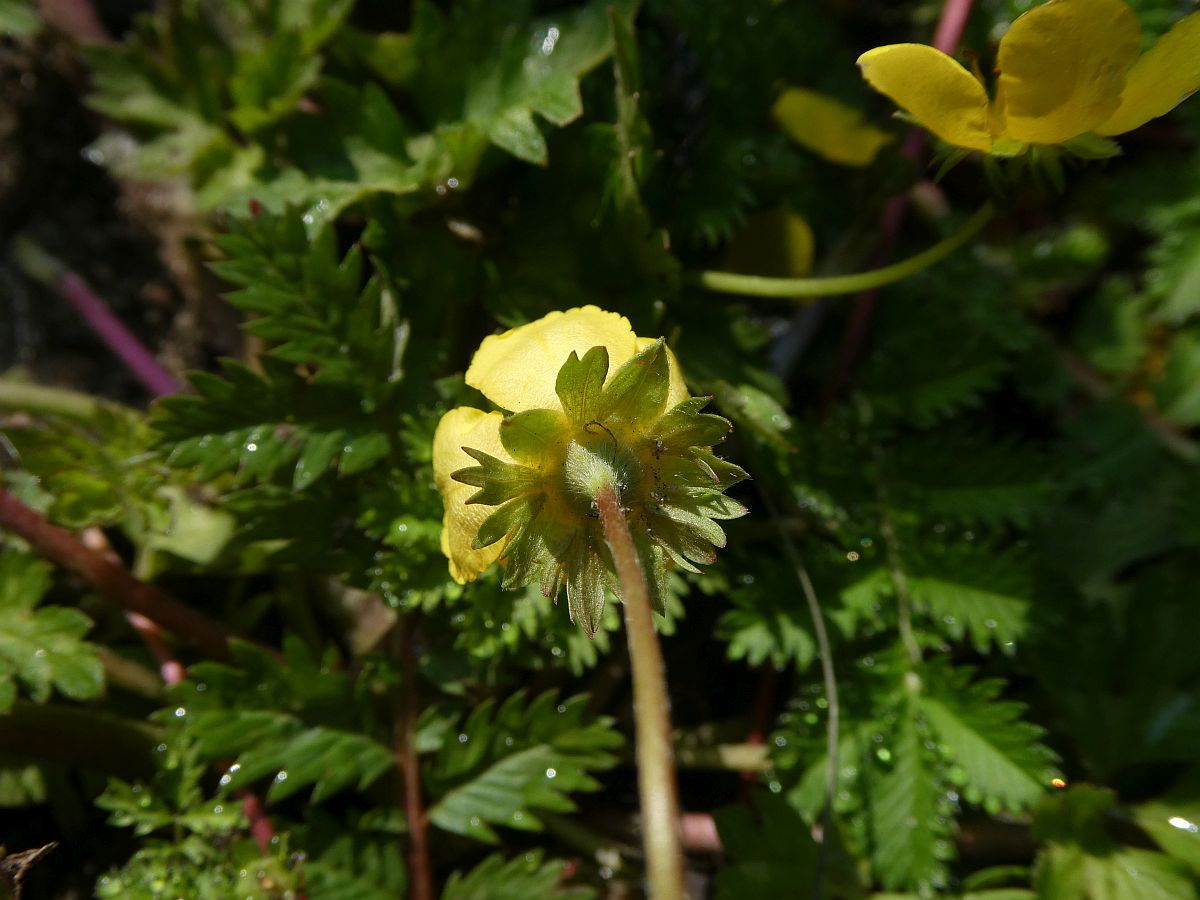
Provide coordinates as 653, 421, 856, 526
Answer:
857, 0, 1200, 154
772, 87, 893, 166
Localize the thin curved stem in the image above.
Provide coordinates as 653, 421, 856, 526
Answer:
595, 484, 685, 900
754, 478, 839, 900
686, 202, 994, 300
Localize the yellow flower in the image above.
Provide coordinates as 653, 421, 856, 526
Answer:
772, 87, 893, 166
857, 0, 1200, 154
432, 306, 746, 634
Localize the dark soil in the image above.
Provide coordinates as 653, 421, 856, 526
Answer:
0, 23, 240, 406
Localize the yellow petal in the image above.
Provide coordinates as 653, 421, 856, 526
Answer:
433, 407, 511, 584
1098, 10, 1200, 135
636, 336, 690, 409
466, 306, 639, 413
857, 44, 992, 152
771, 87, 894, 166
997, 0, 1140, 144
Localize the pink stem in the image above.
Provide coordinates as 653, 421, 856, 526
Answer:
126, 612, 187, 685
241, 792, 278, 855
10, 237, 183, 398
57, 272, 184, 398
823, 0, 976, 410
932, 0, 976, 54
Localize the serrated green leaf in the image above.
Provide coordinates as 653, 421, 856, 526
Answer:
870, 699, 954, 892
228, 33, 321, 133
410, 0, 631, 171
442, 850, 595, 900
425, 691, 620, 843
920, 664, 1058, 814
0, 553, 104, 710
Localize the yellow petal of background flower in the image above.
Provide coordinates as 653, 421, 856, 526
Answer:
997, 0, 1140, 144
772, 87, 894, 166
857, 44, 992, 152
1097, 10, 1200, 136
723, 208, 815, 280
466, 306, 639, 413
433, 407, 511, 583
636, 337, 690, 409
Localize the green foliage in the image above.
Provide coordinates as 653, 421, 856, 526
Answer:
712, 793, 844, 899
96, 731, 298, 899
6, 0, 1200, 895
0, 552, 103, 711
1034, 786, 1199, 900
172, 638, 392, 803
425, 691, 621, 842
441, 850, 596, 900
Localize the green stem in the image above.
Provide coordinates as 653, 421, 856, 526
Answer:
0, 378, 111, 422
595, 484, 686, 900
686, 202, 994, 299
0, 701, 160, 780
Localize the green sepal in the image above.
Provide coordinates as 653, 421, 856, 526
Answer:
473, 495, 541, 549
657, 503, 727, 550
650, 517, 715, 569
689, 491, 749, 521
451, 447, 539, 506
499, 409, 569, 466
598, 337, 670, 424
633, 528, 670, 616
555, 346, 609, 426
565, 534, 608, 638
500, 511, 572, 591
689, 448, 749, 490
1061, 132, 1122, 161
651, 396, 731, 451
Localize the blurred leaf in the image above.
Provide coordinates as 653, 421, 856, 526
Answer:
0, 552, 103, 711
426, 692, 621, 843
441, 850, 595, 900
410, 0, 633, 170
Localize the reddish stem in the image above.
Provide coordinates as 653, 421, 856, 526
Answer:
10, 237, 183, 398
241, 792, 278, 855
823, 0, 976, 409
38, 0, 110, 43
0, 487, 236, 659
126, 612, 187, 685
396, 617, 434, 900
57, 272, 184, 398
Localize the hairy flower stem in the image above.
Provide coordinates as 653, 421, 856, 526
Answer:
595, 484, 686, 900
686, 202, 993, 300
